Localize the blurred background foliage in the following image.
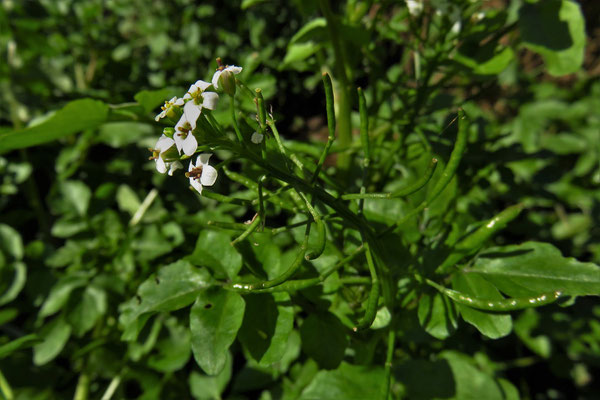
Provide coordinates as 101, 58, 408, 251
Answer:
1, 0, 600, 399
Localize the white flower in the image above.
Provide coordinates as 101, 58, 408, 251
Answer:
212, 65, 242, 90
182, 80, 219, 129
187, 153, 218, 194
406, 0, 423, 16
251, 132, 264, 144
150, 135, 182, 176
155, 97, 184, 122
174, 114, 198, 156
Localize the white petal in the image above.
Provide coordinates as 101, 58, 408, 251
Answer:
200, 164, 218, 187
187, 83, 199, 95
212, 70, 223, 89
188, 160, 194, 171
173, 116, 188, 154
226, 65, 242, 74
184, 102, 202, 129
168, 96, 177, 103
202, 92, 219, 110
174, 98, 184, 106
155, 135, 175, 153
155, 157, 167, 174
168, 161, 182, 176
182, 134, 198, 156
183, 93, 192, 100
198, 153, 212, 166
190, 177, 203, 194
194, 80, 211, 91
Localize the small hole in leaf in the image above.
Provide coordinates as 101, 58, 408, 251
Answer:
204, 303, 213, 309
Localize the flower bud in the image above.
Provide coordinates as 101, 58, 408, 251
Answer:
163, 127, 175, 139
218, 70, 237, 96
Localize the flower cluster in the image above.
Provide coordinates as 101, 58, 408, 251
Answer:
150, 62, 242, 194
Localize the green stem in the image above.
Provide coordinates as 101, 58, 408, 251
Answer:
225, 234, 310, 291
342, 157, 437, 200
73, 371, 90, 400
229, 96, 244, 143
230, 214, 262, 246
353, 242, 380, 331
0, 369, 14, 400
311, 72, 337, 184
381, 328, 396, 400
226, 244, 366, 294
319, 0, 352, 171
100, 371, 123, 400
389, 110, 467, 234
201, 190, 253, 206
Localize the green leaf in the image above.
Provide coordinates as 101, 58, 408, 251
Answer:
439, 351, 509, 400
188, 230, 242, 280
455, 44, 515, 75
238, 292, 294, 366
282, 42, 322, 66
497, 378, 521, 400
116, 184, 142, 216
299, 362, 384, 400
241, 0, 268, 9
551, 213, 591, 240
452, 274, 513, 339
134, 88, 180, 114
66, 285, 107, 336
300, 312, 348, 370
417, 291, 458, 340
189, 352, 232, 400
289, 18, 327, 45
0, 99, 109, 154
51, 217, 88, 238
0, 262, 26, 306
0, 224, 23, 261
190, 287, 245, 375
147, 318, 191, 373
33, 317, 72, 365
519, 0, 586, 76
470, 241, 600, 297
96, 122, 154, 148
0, 334, 41, 360
60, 180, 92, 217
39, 275, 90, 318
514, 309, 551, 358
120, 261, 212, 341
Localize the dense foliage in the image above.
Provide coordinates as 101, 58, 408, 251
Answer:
1, 0, 599, 399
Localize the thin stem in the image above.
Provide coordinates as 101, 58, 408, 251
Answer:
129, 189, 158, 226
388, 110, 467, 234
267, 118, 305, 175
100, 372, 123, 400
201, 190, 253, 206
311, 72, 337, 184
230, 214, 262, 246
358, 87, 371, 214
229, 96, 244, 143
342, 157, 437, 200
73, 371, 90, 400
319, 0, 352, 171
225, 234, 309, 291
381, 328, 396, 400
255, 88, 267, 134
353, 242, 380, 331
226, 244, 366, 294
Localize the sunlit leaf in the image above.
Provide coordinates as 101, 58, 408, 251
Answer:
190, 287, 245, 375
